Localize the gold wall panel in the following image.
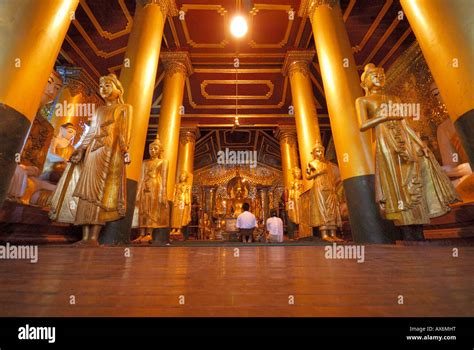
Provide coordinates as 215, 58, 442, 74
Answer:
200, 79, 274, 100
249, 4, 294, 49
186, 77, 287, 109
180, 4, 228, 48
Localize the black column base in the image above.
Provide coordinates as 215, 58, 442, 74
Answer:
454, 109, 474, 167
100, 179, 137, 245
343, 175, 400, 244
152, 228, 170, 244
400, 225, 425, 241
287, 220, 297, 239
0, 104, 32, 207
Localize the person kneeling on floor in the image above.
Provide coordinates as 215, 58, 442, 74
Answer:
266, 210, 283, 243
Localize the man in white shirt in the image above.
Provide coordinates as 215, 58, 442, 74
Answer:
236, 203, 257, 243
266, 210, 284, 243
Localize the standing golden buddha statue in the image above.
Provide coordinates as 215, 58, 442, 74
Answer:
288, 167, 304, 224
133, 134, 169, 244
306, 142, 343, 242
356, 63, 460, 239
50, 74, 132, 246
171, 172, 192, 235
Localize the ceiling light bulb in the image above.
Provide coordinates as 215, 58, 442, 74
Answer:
230, 15, 248, 38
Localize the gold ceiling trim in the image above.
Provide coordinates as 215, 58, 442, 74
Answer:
194, 68, 282, 73
379, 27, 412, 67
309, 73, 324, 109
295, 16, 307, 47
343, 0, 357, 22
186, 77, 288, 109
248, 4, 294, 49
79, 0, 132, 40
72, 20, 127, 58
149, 114, 296, 119
151, 93, 163, 109
363, 16, 400, 66
352, 0, 393, 53
180, 4, 229, 48
194, 61, 283, 66
107, 64, 123, 74
168, 16, 181, 47
65, 35, 101, 78
154, 72, 165, 88
59, 49, 75, 65
190, 53, 285, 58
201, 80, 274, 100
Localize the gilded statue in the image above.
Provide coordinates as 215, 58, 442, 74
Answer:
50, 74, 132, 246
132, 135, 169, 243
305, 142, 343, 242
356, 63, 460, 238
227, 173, 250, 217
199, 212, 212, 240
171, 172, 192, 235
288, 167, 303, 224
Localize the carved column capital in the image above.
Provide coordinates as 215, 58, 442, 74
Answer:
161, 50, 193, 78
298, 0, 338, 19
137, 0, 178, 21
179, 127, 199, 145
275, 126, 297, 146
282, 50, 315, 78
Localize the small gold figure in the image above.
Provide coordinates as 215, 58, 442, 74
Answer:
171, 172, 192, 235
199, 212, 212, 240
288, 167, 304, 224
52, 74, 132, 246
306, 142, 343, 242
356, 63, 460, 237
133, 135, 169, 244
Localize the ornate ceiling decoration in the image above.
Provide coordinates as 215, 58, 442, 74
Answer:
58, 0, 415, 136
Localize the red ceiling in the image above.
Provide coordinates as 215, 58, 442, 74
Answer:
59, 0, 415, 136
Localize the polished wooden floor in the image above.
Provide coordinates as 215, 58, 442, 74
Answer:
0, 245, 472, 317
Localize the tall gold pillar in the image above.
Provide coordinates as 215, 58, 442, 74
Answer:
0, 0, 79, 206
282, 51, 321, 190
158, 51, 193, 201
102, 0, 177, 244
400, 0, 474, 165
176, 126, 199, 187
275, 126, 299, 190
300, 0, 397, 243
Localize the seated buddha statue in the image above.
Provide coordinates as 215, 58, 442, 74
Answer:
227, 173, 251, 218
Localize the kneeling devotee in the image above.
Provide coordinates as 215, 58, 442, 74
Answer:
266, 210, 284, 243
236, 202, 257, 243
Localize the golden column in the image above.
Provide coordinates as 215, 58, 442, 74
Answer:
282, 51, 321, 191
158, 51, 193, 201
275, 126, 299, 191
400, 0, 474, 166
0, 0, 79, 206
102, 0, 177, 244
300, 0, 397, 243
176, 126, 199, 187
